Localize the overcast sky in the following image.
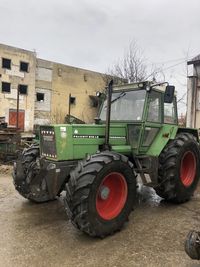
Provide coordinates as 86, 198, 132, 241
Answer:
1, 0, 200, 114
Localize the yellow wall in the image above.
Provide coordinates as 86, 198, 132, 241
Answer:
51, 64, 105, 123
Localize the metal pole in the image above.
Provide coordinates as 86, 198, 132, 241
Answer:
68, 93, 71, 117
16, 86, 19, 129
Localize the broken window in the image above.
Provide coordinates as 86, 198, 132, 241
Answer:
2, 82, 11, 93
20, 61, 29, 72
36, 92, 44, 102
19, 84, 28, 95
2, 58, 11, 69
70, 96, 76, 104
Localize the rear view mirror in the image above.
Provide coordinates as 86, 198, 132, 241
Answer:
164, 85, 175, 103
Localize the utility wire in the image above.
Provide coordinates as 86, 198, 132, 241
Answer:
152, 57, 188, 65
149, 53, 198, 70
177, 93, 187, 103
160, 60, 187, 71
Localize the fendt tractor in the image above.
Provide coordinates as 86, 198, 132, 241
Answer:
13, 80, 200, 238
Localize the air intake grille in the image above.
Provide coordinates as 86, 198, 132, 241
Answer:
40, 126, 57, 158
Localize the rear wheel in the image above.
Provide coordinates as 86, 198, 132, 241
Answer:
64, 151, 136, 237
155, 133, 200, 203
13, 145, 52, 203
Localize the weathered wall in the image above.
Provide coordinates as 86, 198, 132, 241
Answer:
51, 64, 105, 123
34, 59, 53, 125
0, 44, 106, 130
0, 44, 36, 131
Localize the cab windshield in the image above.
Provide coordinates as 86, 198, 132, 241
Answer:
99, 90, 146, 121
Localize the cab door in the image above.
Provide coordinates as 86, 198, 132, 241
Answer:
139, 90, 162, 153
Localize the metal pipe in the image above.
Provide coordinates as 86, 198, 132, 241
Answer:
104, 80, 113, 150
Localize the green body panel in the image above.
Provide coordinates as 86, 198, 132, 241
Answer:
42, 123, 199, 161
144, 126, 199, 156
44, 124, 127, 161
146, 125, 178, 156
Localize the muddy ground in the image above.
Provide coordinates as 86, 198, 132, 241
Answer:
0, 168, 200, 267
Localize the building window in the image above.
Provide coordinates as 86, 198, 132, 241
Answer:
20, 61, 29, 72
70, 96, 76, 104
2, 82, 11, 93
19, 84, 28, 95
84, 74, 87, 82
2, 58, 11, 69
36, 92, 44, 102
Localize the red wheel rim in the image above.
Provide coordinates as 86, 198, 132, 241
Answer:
180, 151, 196, 187
96, 172, 128, 220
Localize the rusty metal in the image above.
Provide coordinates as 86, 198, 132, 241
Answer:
0, 127, 21, 161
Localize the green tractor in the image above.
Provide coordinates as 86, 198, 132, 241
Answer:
13, 80, 200, 237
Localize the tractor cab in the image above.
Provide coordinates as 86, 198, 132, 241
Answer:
98, 81, 177, 155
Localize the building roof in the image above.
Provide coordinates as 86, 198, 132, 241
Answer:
187, 54, 200, 65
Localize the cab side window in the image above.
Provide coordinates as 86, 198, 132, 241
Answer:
164, 100, 177, 124
147, 91, 161, 123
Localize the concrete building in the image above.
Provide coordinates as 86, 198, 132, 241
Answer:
0, 44, 106, 131
0, 44, 36, 131
187, 55, 200, 128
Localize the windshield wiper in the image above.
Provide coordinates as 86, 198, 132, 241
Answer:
111, 92, 126, 104
104, 92, 126, 108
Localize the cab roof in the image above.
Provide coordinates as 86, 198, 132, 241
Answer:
113, 81, 168, 93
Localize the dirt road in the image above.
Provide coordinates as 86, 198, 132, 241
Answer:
0, 171, 199, 267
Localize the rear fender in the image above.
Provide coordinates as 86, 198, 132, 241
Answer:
177, 128, 199, 142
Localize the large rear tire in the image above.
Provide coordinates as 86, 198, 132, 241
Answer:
155, 133, 200, 203
13, 145, 52, 203
64, 151, 136, 238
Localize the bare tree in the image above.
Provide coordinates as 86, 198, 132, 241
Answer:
107, 41, 164, 84
50, 108, 66, 124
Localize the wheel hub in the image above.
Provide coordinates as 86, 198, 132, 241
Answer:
99, 186, 110, 200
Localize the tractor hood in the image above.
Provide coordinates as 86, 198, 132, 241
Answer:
39, 124, 131, 161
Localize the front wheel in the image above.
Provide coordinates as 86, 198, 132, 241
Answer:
13, 145, 52, 203
155, 133, 200, 203
64, 151, 136, 238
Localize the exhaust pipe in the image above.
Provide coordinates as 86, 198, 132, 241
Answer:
104, 80, 113, 151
